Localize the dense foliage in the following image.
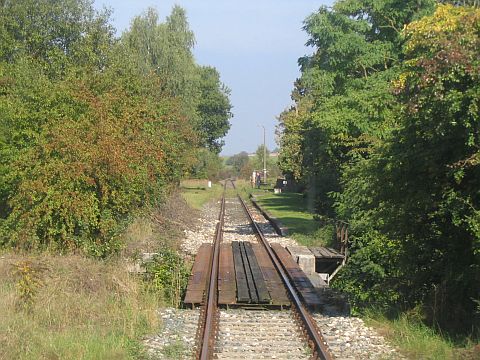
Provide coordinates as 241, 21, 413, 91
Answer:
0, 0, 231, 256
278, 1, 479, 335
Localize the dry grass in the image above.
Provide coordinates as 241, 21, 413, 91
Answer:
0, 190, 200, 359
122, 192, 198, 257
0, 252, 161, 360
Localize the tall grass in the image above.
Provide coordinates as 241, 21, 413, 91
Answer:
363, 310, 480, 359
0, 253, 161, 360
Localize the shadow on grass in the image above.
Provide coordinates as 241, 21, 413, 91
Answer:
254, 193, 337, 248
181, 186, 207, 191
256, 193, 316, 214
275, 216, 319, 234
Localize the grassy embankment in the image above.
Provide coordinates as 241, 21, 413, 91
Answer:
364, 310, 479, 359
180, 179, 224, 209
0, 188, 207, 360
234, 180, 478, 359
0, 253, 159, 360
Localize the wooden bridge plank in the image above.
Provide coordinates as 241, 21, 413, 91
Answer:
240, 242, 258, 303
327, 247, 344, 257
244, 242, 270, 303
218, 243, 236, 305
232, 241, 250, 303
309, 246, 344, 259
271, 243, 322, 310
251, 244, 290, 306
184, 244, 212, 305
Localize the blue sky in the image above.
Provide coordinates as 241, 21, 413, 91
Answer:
93, 1, 334, 156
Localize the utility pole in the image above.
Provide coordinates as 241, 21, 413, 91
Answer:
261, 125, 266, 184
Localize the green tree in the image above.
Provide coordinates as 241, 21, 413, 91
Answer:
121, 8, 232, 154
122, 6, 196, 98
196, 66, 232, 153
190, 148, 223, 181
278, 0, 479, 336
335, 4, 480, 334
278, 0, 435, 214
0, 0, 114, 76
226, 151, 250, 175
255, 144, 270, 172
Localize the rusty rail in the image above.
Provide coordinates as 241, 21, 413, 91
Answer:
196, 182, 226, 360
236, 188, 333, 360
197, 179, 332, 359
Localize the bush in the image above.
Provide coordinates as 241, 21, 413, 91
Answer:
144, 249, 190, 308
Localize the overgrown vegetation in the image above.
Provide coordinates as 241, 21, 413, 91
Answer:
144, 249, 190, 308
0, 2, 230, 356
0, 253, 160, 360
0, 0, 232, 257
0, 187, 201, 359
277, 0, 479, 341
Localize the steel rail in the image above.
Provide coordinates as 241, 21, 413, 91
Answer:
197, 182, 226, 360
236, 190, 333, 360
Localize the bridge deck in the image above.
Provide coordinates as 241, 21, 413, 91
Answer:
185, 241, 298, 308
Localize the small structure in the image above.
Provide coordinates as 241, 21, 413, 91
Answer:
286, 246, 316, 275
309, 221, 349, 284
274, 177, 287, 193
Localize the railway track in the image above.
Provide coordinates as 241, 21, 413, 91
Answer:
194, 180, 333, 360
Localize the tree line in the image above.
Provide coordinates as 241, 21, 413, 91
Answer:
0, 0, 232, 257
226, 145, 282, 181
277, 1, 479, 335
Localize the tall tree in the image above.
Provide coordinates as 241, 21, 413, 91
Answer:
255, 144, 270, 172
121, 7, 231, 154
334, 3, 480, 334
122, 7, 196, 101
277, 0, 435, 213
0, 2, 230, 256
196, 66, 232, 153
226, 151, 250, 175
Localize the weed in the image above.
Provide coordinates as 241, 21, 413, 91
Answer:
364, 309, 465, 359
0, 254, 161, 359
144, 249, 190, 308
12, 260, 47, 312
161, 340, 187, 359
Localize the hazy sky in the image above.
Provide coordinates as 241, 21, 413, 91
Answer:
93, 1, 334, 155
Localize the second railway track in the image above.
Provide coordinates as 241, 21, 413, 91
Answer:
191, 180, 333, 360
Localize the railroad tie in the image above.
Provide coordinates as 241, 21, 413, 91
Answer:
239, 241, 259, 303
251, 243, 290, 306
